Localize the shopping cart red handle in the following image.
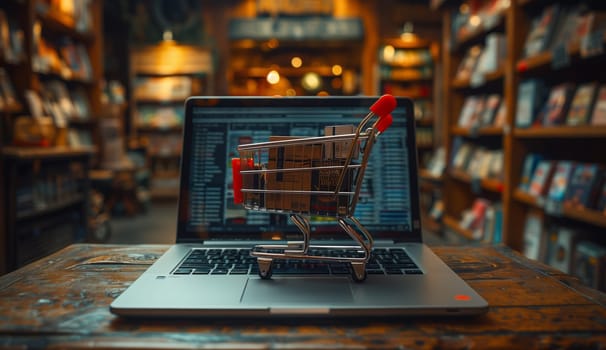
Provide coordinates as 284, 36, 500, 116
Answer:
370, 94, 396, 118
232, 158, 243, 204
375, 113, 393, 133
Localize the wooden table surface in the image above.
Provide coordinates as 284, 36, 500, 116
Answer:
0, 244, 605, 349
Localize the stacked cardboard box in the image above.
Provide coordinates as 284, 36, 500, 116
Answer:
265, 136, 323, 212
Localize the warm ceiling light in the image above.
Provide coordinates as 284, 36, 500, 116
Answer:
332, 65, 343, 76
266, 70, 280, 85
469, 15, 481, 27
291, 57, 302, 68
382, 45, 395, 62
302, 72, 321, 91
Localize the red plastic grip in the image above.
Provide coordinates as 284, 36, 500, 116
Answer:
232, 158, 243, 204
376, 113, 393, 133
369, 94, 397, 117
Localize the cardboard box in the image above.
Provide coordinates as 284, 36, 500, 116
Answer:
264, 136, 323, 212
311, 159, 353, 216
324, 124, 358, 159
265, 160, 312, 212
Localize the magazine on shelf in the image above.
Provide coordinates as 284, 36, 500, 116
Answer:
566, 82, 599, 126
481, 94, 501, 126
539, 83, 575, 126
548, 5, 583, 51
547, 161, 575, 202
522, 4, 560, 58
516, 79, 546, 128
564, 163, 603, 208
493, 99, 507, 127
573, 241, 606, 291
459, 198, 491, 240
0, 67, 18, 108
590, 85, 606, 125
457, 96, 480, 128
546, 226, 581, 274
455, 45, 483, 82
519, 153, 544, 192
522, 208, 546, 261
528, 160, 556, 197
596, 176, 606, 213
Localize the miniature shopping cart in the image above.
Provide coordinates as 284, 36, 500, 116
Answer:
232, 95, 397, 282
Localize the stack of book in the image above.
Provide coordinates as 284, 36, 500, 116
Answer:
516, 81, 606, 128
450, 137, 504, 182
457, 93, 506, 129
518, 153, 606, 214
523, 215, 606, 292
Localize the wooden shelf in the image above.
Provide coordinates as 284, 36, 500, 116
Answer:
16, 195, 85, 221
443, 215, 476, 241
453, 12, 506, 50
514, 126, 606, 139
233, 66, 340, 79
36, 8, 96, 44
562, 204, 606, 229
516, 31, 606, 74
0, 103, 24, 114
135, 98, 186, 105
513, 189, 542, 208
1, 146, 96, 160
451, 66, 505, 90
513, 189, 606, 229
451, 126, 504, 137
419, 168, 443, 183
449, 169, 504, 194
136, 125, 183, 133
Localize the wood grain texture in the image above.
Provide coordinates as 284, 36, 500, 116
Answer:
0, 244, 605, 349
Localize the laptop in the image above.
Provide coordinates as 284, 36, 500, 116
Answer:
110, 95, 488, 317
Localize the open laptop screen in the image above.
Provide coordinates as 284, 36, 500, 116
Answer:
177, 97, 421, 242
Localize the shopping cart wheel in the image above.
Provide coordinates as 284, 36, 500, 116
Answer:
351, 263, 367, 282
257, 258, 273, 279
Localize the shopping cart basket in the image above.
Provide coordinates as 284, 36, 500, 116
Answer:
232, 94, 397, 281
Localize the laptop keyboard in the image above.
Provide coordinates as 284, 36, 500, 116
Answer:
172, 248, 422, 276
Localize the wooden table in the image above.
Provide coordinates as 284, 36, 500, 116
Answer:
0, 244, 605, 349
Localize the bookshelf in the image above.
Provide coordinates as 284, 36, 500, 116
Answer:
0, 0, 103, 274
377, 37, 443, 232
130, 43, 213, 199
438, 0, 606, 289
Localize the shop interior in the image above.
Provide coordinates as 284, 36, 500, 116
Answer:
1, 0, 606, 293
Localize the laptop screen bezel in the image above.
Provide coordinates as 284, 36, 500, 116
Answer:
176, 96, 423, 244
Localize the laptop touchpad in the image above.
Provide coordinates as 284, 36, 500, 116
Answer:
242, 277, 353, 304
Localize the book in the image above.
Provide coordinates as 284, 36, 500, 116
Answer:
493, 99, 507, 127
481, 94, 501, 126
547, 161, 575, 202
566, 82, 599, 126
519, 153, 544, 192
522, 208, 545, 261
457, 96, 480, 128
455, 45, 482, 82
572, 11, 606, 50
459, 198, 491, 240
573, 241, 606, 291
590, 85, 606, 125
548, 5, 583, 51
528, 160, 555, 197
515, 79, 546, 128
522, 4, 560, 58
547, 226, 580, 274
564, 163, 602, 208
488, 150, 504, 181
451, 141, 474, 171
596, 176, 606, 213
475, 33, 506, 76
539, 83, 575, 126
0, 67, 18, 108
